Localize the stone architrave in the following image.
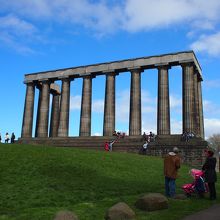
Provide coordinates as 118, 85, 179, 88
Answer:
37, 80, 50, 137
157, 65, 170, 135
80, 75, 92, 136
58, 78, 70, 137
49, 92, 60, 137
198, 79, 204, 138
182, 63, 195, 134
21, 82, 35, 138
103, 72, 116, 136
129, 69, 142, 136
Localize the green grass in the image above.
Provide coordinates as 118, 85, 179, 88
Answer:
0, 143, 219, 220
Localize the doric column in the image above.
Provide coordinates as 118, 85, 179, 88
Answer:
37, 80, 50, 137
80, 75, 92, 136
198, 79, 204, 138
129, 69, 142, 136
35, 86, 42, 137
193, 72, 200, 136
21, 82, 35, 138
182, 63, 194, 133
157, 65, 170, 135
103, 73, 116, 136
58, 78, 70, 137
49, 92, 60, 137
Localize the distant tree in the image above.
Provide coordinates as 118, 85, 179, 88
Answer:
207, 134, 220, 152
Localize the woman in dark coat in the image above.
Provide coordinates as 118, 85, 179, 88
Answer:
202, 150, 217, 200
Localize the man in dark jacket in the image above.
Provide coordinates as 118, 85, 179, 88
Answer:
202, 149, 217, 200
164, 147, 181, 197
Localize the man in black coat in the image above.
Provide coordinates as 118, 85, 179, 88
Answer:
202, 149, 217, 200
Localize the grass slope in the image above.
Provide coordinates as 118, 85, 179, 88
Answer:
0, 143, 219, 220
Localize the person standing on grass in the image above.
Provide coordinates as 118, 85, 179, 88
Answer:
202, 149, 217, 200
0, 133, 1, 143
164, 147, 181, 198
11, 132, 15, 143
5, 132, 10, 143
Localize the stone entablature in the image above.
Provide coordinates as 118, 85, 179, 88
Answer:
24, 51, 202, 83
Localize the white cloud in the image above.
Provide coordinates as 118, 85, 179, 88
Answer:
170, 95, 181, 108
0, 14, 37, 35
204, 118, 220, 138
70, 95, 81, 110
1, 0, 220, 54
1, 0, 220, 34
92, 100, 104, 113
0, 14, 38, 54
203, 99, 220, 116
123, 0, 220, 32
190, 32, 220, 56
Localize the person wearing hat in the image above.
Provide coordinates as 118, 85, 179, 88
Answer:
164, 147, 181, 197
202, 149, 217, 200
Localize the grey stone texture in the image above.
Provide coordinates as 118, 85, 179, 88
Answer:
80, 76, 92, 136
35, 86, 42, 137
129, 69, 142, 136
54, 211, 79, 220
157, 66, 170, 135
135, 193, 168, 211
36, 81, 50, 137
197, 80, 204, 138
105, 202, 136, 220
103, 73, 116, 136
182, 63, 195, 134
58, 79, 70, 137
50, 93, 60, 137
193, 72, 200, 136
21, 82, 35, 138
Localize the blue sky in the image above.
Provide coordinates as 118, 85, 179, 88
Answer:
0, 0, 220, 139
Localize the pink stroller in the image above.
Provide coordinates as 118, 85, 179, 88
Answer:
182, 169, 208, 197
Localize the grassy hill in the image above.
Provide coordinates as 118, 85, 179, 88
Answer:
0, 143, 219, 220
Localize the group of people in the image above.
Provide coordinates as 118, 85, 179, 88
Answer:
104, 131, 126, 151
142, 131, 156, 142
141, 131, 156, 154
112, 130, 126, 138
164, 147, 217, 200
0, 132, 16, 144
181, 131, 195, 142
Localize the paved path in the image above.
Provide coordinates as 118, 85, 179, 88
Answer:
182, 204, 220, 220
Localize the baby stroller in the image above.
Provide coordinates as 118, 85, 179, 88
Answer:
182, 169, 208, 197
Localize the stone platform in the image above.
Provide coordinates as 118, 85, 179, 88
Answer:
18, 135, 208, 167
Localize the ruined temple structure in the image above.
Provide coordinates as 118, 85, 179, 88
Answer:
18, 51, 207, 167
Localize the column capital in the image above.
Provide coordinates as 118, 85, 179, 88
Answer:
128, 67, 143, 73
105, 72, 118, 77
155, 63, 171, 70
24, 80, 35, 85
180, 60, 194, 67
